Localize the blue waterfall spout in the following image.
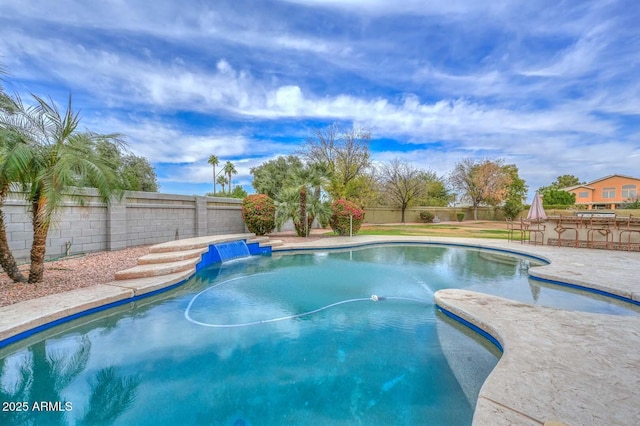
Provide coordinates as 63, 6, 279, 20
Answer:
214, 240, 251, 262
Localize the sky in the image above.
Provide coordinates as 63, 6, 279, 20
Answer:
1, 0, 639, 202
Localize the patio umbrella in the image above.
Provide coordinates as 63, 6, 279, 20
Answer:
527, 190, 547, 220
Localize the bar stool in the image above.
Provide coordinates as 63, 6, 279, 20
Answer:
507, 218, 525, 243
554, 216, 580, 247
618, 215, 640, 251
525, 220, 545, 245
586, 217, 613, 249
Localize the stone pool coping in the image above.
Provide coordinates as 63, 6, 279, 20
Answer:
1, 234, 639, 425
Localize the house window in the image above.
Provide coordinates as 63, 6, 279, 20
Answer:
602, 187, 615, 199
622, 184, 637, 199
578, 191, 589, 198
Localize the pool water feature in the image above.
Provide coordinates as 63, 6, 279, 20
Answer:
213, 240, 251, 262
1, 245, 638, 425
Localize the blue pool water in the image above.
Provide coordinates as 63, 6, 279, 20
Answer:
1, 245, 638, 425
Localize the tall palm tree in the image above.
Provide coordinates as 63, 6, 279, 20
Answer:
223, 161, 237, 193
207, 154, 219, 195
1, 94, 125, 283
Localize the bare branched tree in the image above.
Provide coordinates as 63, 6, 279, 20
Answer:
378, 158, 426, 223
299, 123, 372, 201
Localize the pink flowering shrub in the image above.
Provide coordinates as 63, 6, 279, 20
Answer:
330, 199, 365, 236
242, 194, 275, 236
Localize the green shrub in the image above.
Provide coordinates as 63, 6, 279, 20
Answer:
419, 211, 435, 223
542, 189, 576, 206
242, 194, 276, 236
543, 204, 577, 210
330, 199, 365, 236
622, 197, 640, 209
502, 199, 524, 220
456, 212, 465, 222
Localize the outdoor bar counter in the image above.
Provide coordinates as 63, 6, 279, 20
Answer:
511, 214, 640, 251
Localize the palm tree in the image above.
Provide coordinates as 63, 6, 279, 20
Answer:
0, 128, 30, 282
207, 154, 219, 195
275, 186, 331, 237
216, 175, 228, 194
1, 94, 125, 283
276, 164, 331, 237
223, 161, 237, 193
0, 75, 30, 282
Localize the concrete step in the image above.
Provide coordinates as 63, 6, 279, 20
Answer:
107, 270, 194, 296
115, 257, 200, 280
246, 236, 270, 245
149, 233, 256, 253
259, 239, 283, 247
137, 248, 207, 265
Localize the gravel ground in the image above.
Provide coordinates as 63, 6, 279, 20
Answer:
0, 230, 332, 308
0, 233, 323, 308
0, 245, 150, 307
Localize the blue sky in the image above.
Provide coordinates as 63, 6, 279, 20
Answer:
1, 0, 639, 202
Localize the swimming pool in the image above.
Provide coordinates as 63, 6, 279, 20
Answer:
1, 244, 638, 425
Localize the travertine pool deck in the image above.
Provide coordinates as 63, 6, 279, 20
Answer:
1, 235, 639, 425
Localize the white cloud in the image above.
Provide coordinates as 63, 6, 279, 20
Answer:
2, 0, 638, 199
519, 23, 612, 78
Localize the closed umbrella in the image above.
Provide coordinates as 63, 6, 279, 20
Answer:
527, 191, 546, 221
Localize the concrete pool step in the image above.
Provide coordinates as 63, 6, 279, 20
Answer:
115, 257, 200, 280
149, 233, 256, 253
256, 239, 283, 247
246, 236, 269, 245
116, 234, 283, 282
137, 248, 207, 265
107, 270, 194, 296
246, 236, 283, 247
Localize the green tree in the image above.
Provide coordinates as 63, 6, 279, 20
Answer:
415, 171, 452, 206
300, 123, 373, 202
207, 154, 219, 195
223, 161, 237, 194
121, 154, 158, 192
230, 185, 248, 199
539, 174, 584, 193
88, 141, 158, 192
0, 128, 29, 282
502, 164, 528, 219
0, 94, 125, 283
250, 155, 304, 199
0, 70, 30, 282
449, 158, 512, 220
275, 164, 331, 237
542, 188, 576, 206
216, 175, 228, 194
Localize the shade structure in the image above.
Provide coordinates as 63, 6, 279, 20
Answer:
527, 191, 546, 220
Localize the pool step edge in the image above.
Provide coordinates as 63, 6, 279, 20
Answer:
115, 258, 199, 280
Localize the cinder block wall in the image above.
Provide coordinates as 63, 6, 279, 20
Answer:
363, 206, 505, 223
206, 201, 246, 235
4, 190, 246, 262
125, 193, 198, 247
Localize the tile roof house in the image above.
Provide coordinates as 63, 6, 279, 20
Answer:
561, 174, 640, 209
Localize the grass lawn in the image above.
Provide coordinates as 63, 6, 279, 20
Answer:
349, 220, 511, 239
